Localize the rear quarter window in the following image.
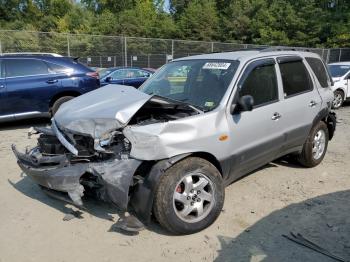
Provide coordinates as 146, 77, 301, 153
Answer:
305, 57, 330, 88
279, 60, 313, 97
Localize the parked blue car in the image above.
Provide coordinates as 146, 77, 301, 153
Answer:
0, 53, 100, 122
99, 67, 153, 88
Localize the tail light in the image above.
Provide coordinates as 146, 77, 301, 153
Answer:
86, 71, 99, 79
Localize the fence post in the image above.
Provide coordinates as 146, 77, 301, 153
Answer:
114, 55, 116, 67
211, 42, 214, 53
147, 54, 150, 68
339, 48, 342, 62
124, 37, 128, 67
67, 34, 70, 57
326, 49, 330, 64
0, 40, 2, 54
171, 40, 174, 59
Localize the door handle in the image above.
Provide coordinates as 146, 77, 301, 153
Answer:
0, 84, 4, 89
309, 100, 318, 107
46, 79, 58, 84
271, 112, 282, 121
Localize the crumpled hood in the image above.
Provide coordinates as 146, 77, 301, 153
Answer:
54, 84, 151, 138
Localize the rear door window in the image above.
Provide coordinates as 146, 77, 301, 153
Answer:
278, 58, 313, 97
5, 59, 50, 77
0, 60, 3, 78
134, 69, 150, 78
305, 57, 330, 88
110, 69, 128, 79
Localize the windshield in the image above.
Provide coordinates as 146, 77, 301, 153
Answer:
99, 68, 113, 79
328, 64, 350, 78
139, 60, 239, 111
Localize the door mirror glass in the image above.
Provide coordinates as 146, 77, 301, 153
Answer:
237, 95, 254, 112
231, 95, 255, 114
105, 76, 112, 82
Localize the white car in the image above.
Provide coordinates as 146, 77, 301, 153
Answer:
328, 62, 350, 109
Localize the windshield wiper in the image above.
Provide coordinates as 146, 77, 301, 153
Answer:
178, 98, 207, 113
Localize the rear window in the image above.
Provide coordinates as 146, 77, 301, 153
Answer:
279, 60, 313, 97
328, 64, 350, 78
305, 57, 330, 88
5, 59, 50, 77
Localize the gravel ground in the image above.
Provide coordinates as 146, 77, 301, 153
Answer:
0, 104, 349, 262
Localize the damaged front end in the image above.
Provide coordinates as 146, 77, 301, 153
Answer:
12, 125, 142, 211
12, 85, 200, 225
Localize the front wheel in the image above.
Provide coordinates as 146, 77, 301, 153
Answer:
332, 90, 344, 109
298, 121, 329, 167
153, 157, 224, 235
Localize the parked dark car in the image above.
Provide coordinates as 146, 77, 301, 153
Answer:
99, 67, 153, 88
0, 53, 100, 122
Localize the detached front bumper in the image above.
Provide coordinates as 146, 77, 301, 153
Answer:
12, 145, 142, 210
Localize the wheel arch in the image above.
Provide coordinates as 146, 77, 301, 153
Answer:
334, 87, 346, 96
49, 90, 81, 109
129, 152, 224, 225
312, 108, 336, 141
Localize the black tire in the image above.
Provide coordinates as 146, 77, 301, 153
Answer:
51, 96, 74, 116
332, 90, 344, 109
298, 121, 329, 167
153, 157, 224, 235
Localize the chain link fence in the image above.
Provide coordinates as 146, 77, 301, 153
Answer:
0, 30, 348, 69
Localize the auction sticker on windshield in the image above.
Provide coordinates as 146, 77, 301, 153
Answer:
203, 62, 231, 70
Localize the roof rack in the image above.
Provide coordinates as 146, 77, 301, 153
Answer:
0, 52, 63, 57
260, 46, 312, 53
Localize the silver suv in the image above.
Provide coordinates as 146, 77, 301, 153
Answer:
13, 50, 337, 234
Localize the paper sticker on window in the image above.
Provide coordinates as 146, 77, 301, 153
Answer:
205, 101, 215, 107
203, 62, 231, 70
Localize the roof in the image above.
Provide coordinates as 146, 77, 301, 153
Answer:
174, 49, 321, 63
0, 52, 62, 57
328, 62, 350, 66
101, 67, 153, 72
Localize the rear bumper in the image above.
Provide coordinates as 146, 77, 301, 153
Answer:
12, 145, 142, 209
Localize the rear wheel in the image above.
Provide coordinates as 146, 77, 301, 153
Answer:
51, 96, 74, 116
332, 90, 344, 109
153, 157, 224, 235
298, 121, 329, 167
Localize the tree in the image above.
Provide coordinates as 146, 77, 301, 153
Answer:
114, 0, 176, 39
81, 0, 136, 13
177, 0, 219, 41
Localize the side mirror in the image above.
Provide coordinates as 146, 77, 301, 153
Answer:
105, 76, 112, 82
231, 95, 254, 114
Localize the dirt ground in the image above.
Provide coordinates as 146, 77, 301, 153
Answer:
0, 104, 349, 262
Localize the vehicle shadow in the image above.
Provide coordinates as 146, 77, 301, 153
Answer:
342, 101, 350, 107
273, 155, 307, 169
9, 175, 119, 222
215, 190, 350, 262
8, 174, 171, 235
0, 118, 50, 131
